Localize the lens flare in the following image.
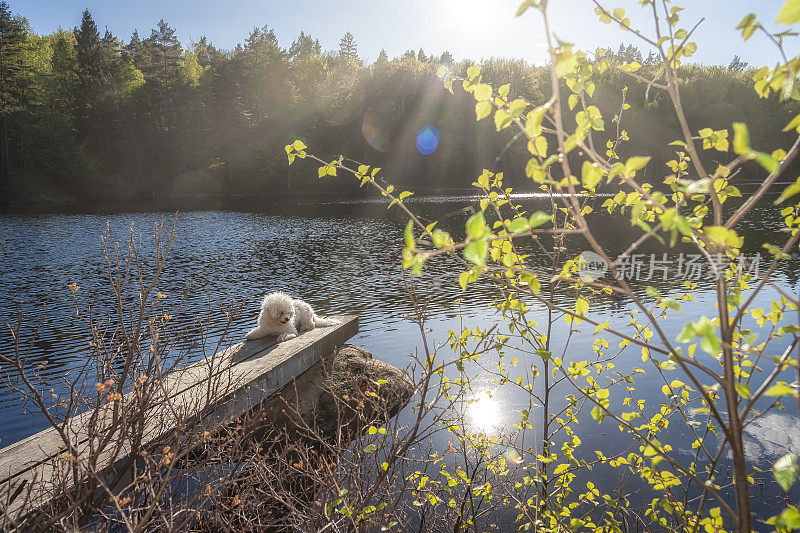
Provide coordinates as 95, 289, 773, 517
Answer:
362, 110, 389, 151
415, 125, 440, 155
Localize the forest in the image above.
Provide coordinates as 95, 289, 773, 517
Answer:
0, 1, 798, 205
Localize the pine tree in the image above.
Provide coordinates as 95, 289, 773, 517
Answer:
728, 55, 748, 74
244, 25, 283, 66
0, 0, 25, 185
148, 19, 181, 91
373, 48, 389, 72
125, 29, 141, 63
50, 32, 77, 112
75, 10, 100, 81
288, 31, 320, 61
440, 50, 454, 66
338, 31, 358, 59
74, 9, 101, 135
243, 25, 284, 122
99, 29, 121, 87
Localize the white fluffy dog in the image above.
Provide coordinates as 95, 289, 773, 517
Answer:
246, 291, 339, 343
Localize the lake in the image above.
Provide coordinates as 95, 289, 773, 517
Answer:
1, 193, 798, 525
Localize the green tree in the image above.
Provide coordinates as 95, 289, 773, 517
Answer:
288, 31, 320, 61
440, 50, 454, 66
338, 31, 358, 59
146, 19, 181, 93
73, 9, 101, 136
373, 48, 389, 72
0, 0, 25, 185
728, 54, 748, 73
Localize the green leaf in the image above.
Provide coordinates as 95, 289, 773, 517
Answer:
732, 122, 750, 154
466, 211, 490, 240
575, 296, 589, 316
624, 156, 651, 175
506, 217, 530, 233
475, 101, 492, 121
581, 161, 603, 189
703, 226, 742, 248
765, 382, 796, 396
494, 109, 512, 131
528, 136, 548, 157
431, 229, 450, 248
591, 405, 606, 424
516, 0, 539, 17
771, 506, 800, 531
528, 211, 551, 228
754, 151, 779, 174
464, 240, 489, 266
777, 0, 800, 24
535, 347, 550, 362
735, 383, 751, 399
784, 113, 800, 133
568, 94, 578, 110
619, 61, 641, 73
775, 177, 800, 204
526, 106, 547, 137
292, 140, 307, 151
774, 453, 799, 491
555, 48, 577, 77
473, 83, 492, 101
508, 98, 527, 118
404, 220, 415, 249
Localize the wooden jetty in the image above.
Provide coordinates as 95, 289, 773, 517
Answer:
0, 315, 358, 525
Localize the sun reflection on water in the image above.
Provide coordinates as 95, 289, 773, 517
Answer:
466, 390, 503, 434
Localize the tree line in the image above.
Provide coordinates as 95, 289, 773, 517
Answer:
0, 2, 797, 205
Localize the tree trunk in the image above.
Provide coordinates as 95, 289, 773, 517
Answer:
717, 276, 751, 531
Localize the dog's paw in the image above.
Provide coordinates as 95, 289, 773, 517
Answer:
245, 328, 261, 340
277, 333, 297, 343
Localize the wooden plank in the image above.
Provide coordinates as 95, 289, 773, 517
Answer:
0, 335, 278, 484
0, 316, 358, 521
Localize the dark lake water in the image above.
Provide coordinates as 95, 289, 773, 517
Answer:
1, 194, 798, 526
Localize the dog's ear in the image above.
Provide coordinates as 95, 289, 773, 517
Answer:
267, 306, 280, 319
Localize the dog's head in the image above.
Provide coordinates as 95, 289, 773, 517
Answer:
265, 292, 294, 325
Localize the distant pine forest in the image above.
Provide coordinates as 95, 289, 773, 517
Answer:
0, 2, 798, 205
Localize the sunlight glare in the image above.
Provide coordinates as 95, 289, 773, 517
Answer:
467, 391, 502, 434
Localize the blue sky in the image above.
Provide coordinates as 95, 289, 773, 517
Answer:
14, 0, 793, 67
